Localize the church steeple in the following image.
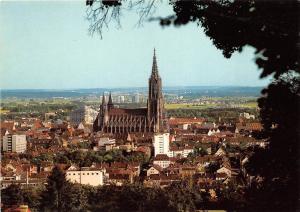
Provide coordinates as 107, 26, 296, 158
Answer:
94, 49, 166, 134
100, 92, 106, 110
148, 48, 164, 132
101, 93, 106, 105
151, 48, 159, 77
107, 92, 114, 110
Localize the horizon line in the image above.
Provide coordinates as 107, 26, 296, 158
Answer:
0, 85, 266, 91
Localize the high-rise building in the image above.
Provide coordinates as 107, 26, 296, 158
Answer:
2, 134, 27, 153
93, 49, 166, 134
153, 133, 170, 156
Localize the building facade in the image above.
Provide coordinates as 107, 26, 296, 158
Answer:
153, 133, 170, 156
66, 165, 104, 186
70, 105, 98, 125
2, 134, 27, 153
93, 49, 166, 134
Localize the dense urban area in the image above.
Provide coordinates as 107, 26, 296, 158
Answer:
2, 0, 298, 211
0, 88, 267, 212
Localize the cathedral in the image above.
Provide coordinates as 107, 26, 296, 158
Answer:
93, 49, 166, 134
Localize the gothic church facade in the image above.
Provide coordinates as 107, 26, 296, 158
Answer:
93, 49, 166, 134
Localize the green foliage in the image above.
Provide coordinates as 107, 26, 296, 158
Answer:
165, 181, 202, 211
245, 76, 300, 211
2, 179, 250, 211
1, 184, 24, 207
169, 0, 299, 78
54, 153, 71, 164
62, 149, 148, 167
40, 166, 67, 211
22, 187, 43, 211
61, 183, 88, 211
87, 184, 175, 211
30, 153, 54, 166
167, 107, 258, 122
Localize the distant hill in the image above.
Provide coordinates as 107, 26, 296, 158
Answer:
0, 86, 263, 99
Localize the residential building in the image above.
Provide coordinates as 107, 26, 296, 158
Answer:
66, 165, 104, 186
153, 133, 170, 156
147, 165, 163, 176
2, 134, 27, 153
153, 154, 171, 168
168, 146, 194, 158
70, 105, 98, 125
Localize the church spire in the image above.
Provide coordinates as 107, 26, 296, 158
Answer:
148, 48, 164, 133
151, 48, 159, 77
108, 92, 114, 109
108, 92, 113, 104
101, 92, 106, 105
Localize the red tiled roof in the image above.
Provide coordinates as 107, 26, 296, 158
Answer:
151, 164, 164, 172
0, 121, 15, 131
108, 108, 147, 116
236, 122, 263, 131
154, 154, 170, 161
216, 172, 228, 178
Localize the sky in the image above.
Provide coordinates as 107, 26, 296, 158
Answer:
0, 1, 272, 89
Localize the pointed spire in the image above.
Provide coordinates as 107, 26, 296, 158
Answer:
151, 48, 159, 77
101, 92, 106, 105
108, 92, 114, 109
108, 92, 113, 105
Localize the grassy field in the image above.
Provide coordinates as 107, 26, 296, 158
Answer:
165, 103, 215, 110
165, 102, 258, 110
239, 102, 258, 108
0, 109, 10, 114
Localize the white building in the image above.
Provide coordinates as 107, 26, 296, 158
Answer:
70, 105, 98, 125
240, 112, 255, 119
132, 93, 140, 103
153, 154, 171, 169
2, 134, 27, 153
66, 165, 104, 186
116, 95, 125, 103
153, 133, 170, 156
168, 146, 194, 158
97, 137, 116, 147
146, 165, 163, 176
93, 137, 116, 151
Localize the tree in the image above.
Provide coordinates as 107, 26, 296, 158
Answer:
165, 181, 204, 211
85, 184, 174, 211
40, 166, 67, 211
22, 187, 43, 211
61, 183, 88, 211
245, 76, 300, 211
1, 184, 24, 207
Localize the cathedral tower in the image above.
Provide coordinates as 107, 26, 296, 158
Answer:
93, 49, 166, 134
147, 49, 165, 132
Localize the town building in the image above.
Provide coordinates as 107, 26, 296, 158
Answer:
65, 165, 104, 186
132, 93, 141, 103
93, 137, 116, 151
2, 134, 27, 153
153, 154, 171, 168
70, 105, 98, 125
153, 132, 170, 156
168, 145, 194, 158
